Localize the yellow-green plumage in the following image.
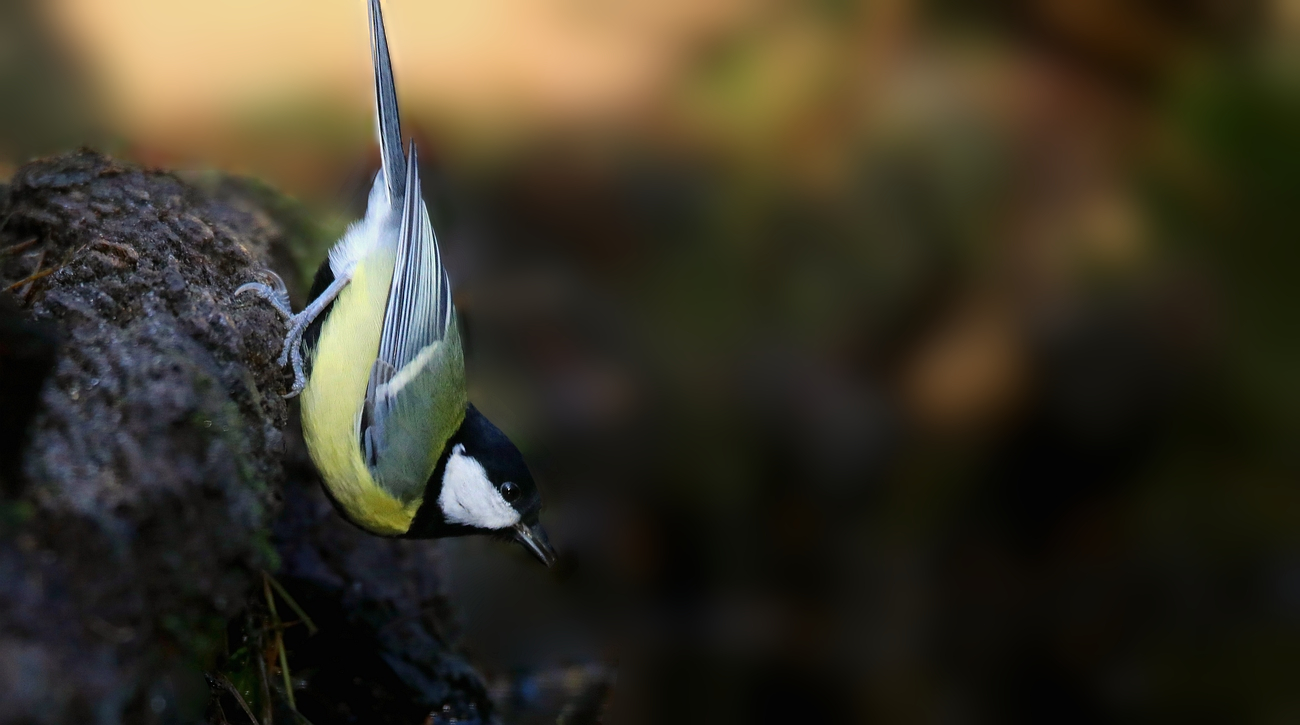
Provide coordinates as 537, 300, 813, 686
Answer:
300, 249, 465, 535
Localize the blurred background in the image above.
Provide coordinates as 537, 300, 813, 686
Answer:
4, 0, 1300, 722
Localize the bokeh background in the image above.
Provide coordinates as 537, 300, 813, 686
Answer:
4, 0, 1300, 722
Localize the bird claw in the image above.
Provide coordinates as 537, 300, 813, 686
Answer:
237, 267, 350, 399
283, 327, 308, 398
235, 271, 293, 319
236, 269, 310, 395
269, 317, 311, 396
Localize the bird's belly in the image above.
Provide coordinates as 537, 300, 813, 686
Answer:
300, 250, 420, 535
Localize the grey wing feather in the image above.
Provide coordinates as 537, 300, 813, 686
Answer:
369, 0, 405, 206
360, 144, 465, 501
376, 143, 454, 371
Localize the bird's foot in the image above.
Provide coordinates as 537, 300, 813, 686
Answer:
236, 270, 308, 397
283, 325, 308, 399
235, 271, 293, 319
239, 267, 351, 399
267, 314, 311, 399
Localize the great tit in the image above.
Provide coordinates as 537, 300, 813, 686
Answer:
237, 0, 556, 566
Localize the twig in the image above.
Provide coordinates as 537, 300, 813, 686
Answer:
215, 673, 261, 725
19, 250, 46, 304
4, 240, 94, 298
3, 265, 53, 293
261, 570, 318, 635
255, 613, 272, 725
0, 237, 37, 256
263, 573, 297, 711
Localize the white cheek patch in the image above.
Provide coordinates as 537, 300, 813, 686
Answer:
438, 444, 520, 529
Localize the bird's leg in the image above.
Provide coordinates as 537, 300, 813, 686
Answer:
235, 271, 293, 319
236, 268, 351, 397
275, 273, 351, 397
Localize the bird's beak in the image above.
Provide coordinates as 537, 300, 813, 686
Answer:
512, 521, 557, 568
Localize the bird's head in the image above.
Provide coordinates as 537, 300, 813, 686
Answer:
418, 404, 555, 566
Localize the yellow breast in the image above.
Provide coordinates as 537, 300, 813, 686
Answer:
300, 251, 423, 535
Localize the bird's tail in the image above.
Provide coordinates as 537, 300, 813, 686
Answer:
368, 0, 405, 207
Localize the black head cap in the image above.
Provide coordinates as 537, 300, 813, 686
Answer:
456, 404, 542, 520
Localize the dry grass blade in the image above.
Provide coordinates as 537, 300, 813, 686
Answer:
263, 573, 297, 711
215, 673, 261, 725
255, 616, 272, 725
0, 237, 37, 256
3, 265, 53, 293
262, 570, 318, 635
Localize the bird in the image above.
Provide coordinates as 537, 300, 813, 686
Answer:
235, 0, 556, 566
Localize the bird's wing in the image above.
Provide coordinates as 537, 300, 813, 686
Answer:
360, 144, 466, 502
369, 0, 405, 207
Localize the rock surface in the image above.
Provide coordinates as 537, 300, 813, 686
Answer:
0, 150, 489, 724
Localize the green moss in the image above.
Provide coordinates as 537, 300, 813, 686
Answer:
162, 612, 228, 667
0, 501, 34, 530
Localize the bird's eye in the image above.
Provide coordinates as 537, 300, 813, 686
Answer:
499, 481, 520, 503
